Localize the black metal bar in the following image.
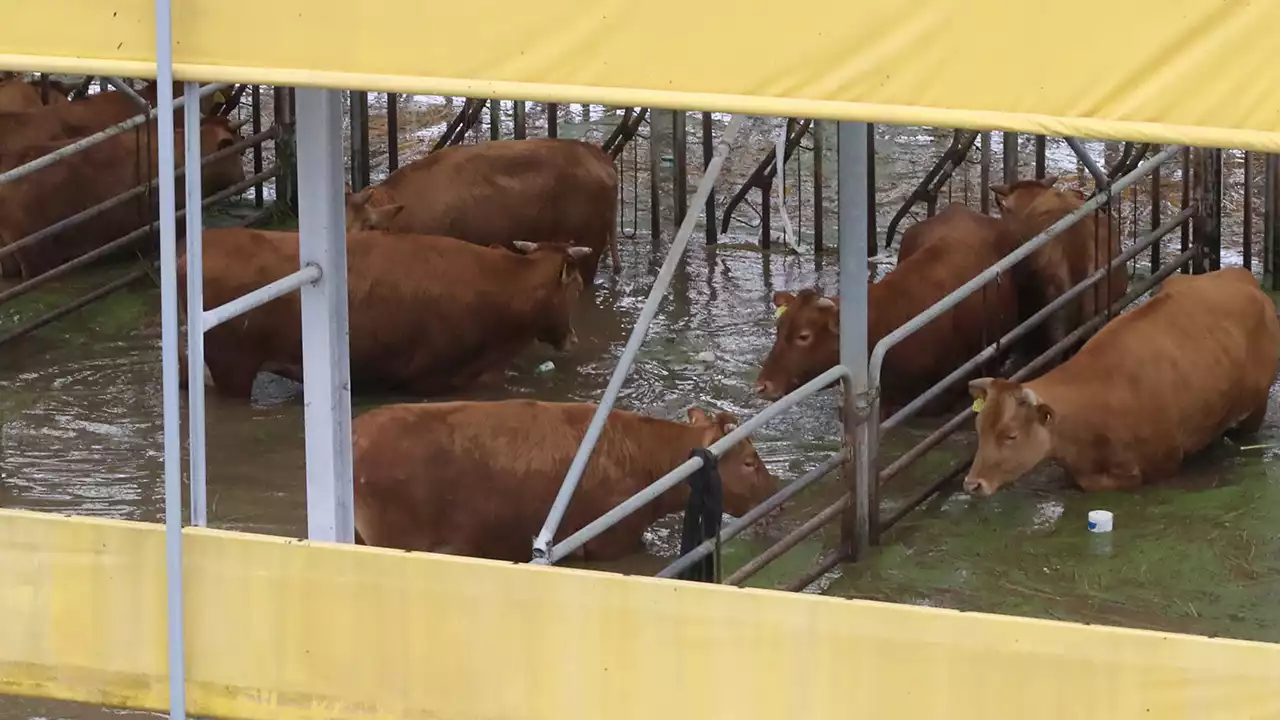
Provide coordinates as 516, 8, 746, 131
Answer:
812, 121, 824, 252
1150, 160, 1161, 273
514, 101, 527, 139
488, 99, 499, 143
673, 111, 687, 223
1244, 152, 1254, 271
702, 112, 717, 245
388, 93, 400, 171
547, 103, 558, 138
649, 111, 661, 243
979, 132, 991, 214
883, 131, 977, 248
1002, 131, 1018, 183
1035, 135, 1047, 178
1180, 147, 1191, 273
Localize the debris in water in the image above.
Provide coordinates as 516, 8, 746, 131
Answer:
535, 361, 555, 374
695, 350, 716, 363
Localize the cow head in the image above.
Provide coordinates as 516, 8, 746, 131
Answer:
754, 289, 839, 401
511, 240, 593, 352
197, 115, 247, 195
990, 175, 1059, 216
345, 186, 404, 233
963, 377, 1056, 496
685, 408, 776, 515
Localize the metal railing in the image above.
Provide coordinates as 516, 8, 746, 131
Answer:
529, 113, 748, 563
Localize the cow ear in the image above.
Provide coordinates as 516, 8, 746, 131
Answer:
714, 412, 740, 435
1036, 402, 1056, 426
369, 204, 403, 228
685, 408, 711, 425
969, 377, 994, 400
771, 291, 795, 308
990, 183, 1009, 199
559, 261, 580, 285
1039, 174, 1059, 188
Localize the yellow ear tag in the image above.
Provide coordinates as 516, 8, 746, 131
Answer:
972, 397, 985, 414
774, 305, 787, 320
213, 91, 226, 104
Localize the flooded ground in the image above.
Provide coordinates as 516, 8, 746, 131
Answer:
1, 88, 1279, 718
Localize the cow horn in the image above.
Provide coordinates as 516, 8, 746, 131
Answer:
566, 246, 593, 259
511, 240, 538, 253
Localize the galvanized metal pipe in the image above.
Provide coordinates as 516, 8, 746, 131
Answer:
867, 145, 1181, 401
1064, 137, 1109, 190
546, 363, 853, 564
0, 127, 277, 262
783, 549, 843, 593
655, 449, 846, 579
880, 458, 972, 531
104, 78, 148, 108
183, 82, 208, 529
202, 265, 322, 331
152, 0, 186, 715
531, 115, 747, 563
0, 81, 228, 188
881, 205, 1195, 433
725, 493, 849, 586
0, 168, 275, 305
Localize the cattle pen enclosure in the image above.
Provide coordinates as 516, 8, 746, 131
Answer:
3, 0, 1280, 717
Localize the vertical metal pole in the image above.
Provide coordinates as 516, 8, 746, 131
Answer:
547, 103, 558, 138
387, 93, 400, 171
1035, 135, 1047, 179
1180, 147, 1191, 273
294, 88, 356, 544
183, 82, 207, 529
813, 121, 825, 253
837, 122, 873, 560
702, 112, 716, 244
273, 86, 298, 215
154, 0, 187, 716
673, 111, 688, 223
979, 132, 992, 214
1149, 161, 1162, 273
489, 100, 500, 142
1267, 156, 1277, 289
514, 102, 527, 139
252, 85, 263, 208
349, 91, 370, 191
866, 124, 877, 255
1192, 148, 1221, 274
1244, 152, 1253, 271
1003, 132, 1018, 183
649, 111, 662, 243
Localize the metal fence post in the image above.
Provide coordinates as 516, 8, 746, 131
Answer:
153, 0, 187, 715
295, 88, 356, 544
183, 81, 208, 529
273, 86, 298, 216
837, 122, 874, 560
1003, 132, 1018, 183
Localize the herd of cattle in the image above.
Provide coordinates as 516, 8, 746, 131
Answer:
5, 74, 1278, 567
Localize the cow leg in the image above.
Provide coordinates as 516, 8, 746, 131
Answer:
1232, 400, 1269, 436
608, 225, 622, 274
203, 352, 261, 399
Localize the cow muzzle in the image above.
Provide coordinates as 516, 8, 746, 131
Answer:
754, 378, 783, 400
962, 475, 995, 496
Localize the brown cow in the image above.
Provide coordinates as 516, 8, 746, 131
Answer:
0, 77, 72, 112
0, 115, 245, 279
755, 204, 1023, 417
991, 176, 1128, 358
344, 137, 620, 286
964, 267, 1280, 496
352, 400, 777, 562
0, 81, 218, 158
894, 202, 991, 262
180, 231, 592, 399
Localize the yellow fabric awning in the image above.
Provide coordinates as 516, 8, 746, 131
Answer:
2, 0, 1278, 150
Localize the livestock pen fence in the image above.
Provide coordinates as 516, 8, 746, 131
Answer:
5, 0, 1280, 717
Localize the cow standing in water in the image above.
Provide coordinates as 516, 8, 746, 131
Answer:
0, 115, 246, 279
343, 137, 620, 286
351, 401, 777, 562
991, 176, 1128, 360
755, 204, 1025, 417
964, 268, 1280, 496
180, 231, 592, 400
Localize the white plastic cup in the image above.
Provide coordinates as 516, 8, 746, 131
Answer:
1087, 509, 1114, 533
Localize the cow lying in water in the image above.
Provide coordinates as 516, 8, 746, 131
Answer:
755, 204, 1024, 417
344, 137, 620, 286
179, 230, 592, 399
352, 401, 777, 562
965, 267, 1280, 495
991, 176, 1128, 360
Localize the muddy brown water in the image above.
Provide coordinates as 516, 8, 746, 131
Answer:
1, 102, 1278, 719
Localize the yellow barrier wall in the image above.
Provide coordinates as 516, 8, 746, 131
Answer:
2, 0, 1280, 151
0, 508, 1278, 719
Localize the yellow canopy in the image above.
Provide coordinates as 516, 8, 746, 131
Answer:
3, 0, 1278, 148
